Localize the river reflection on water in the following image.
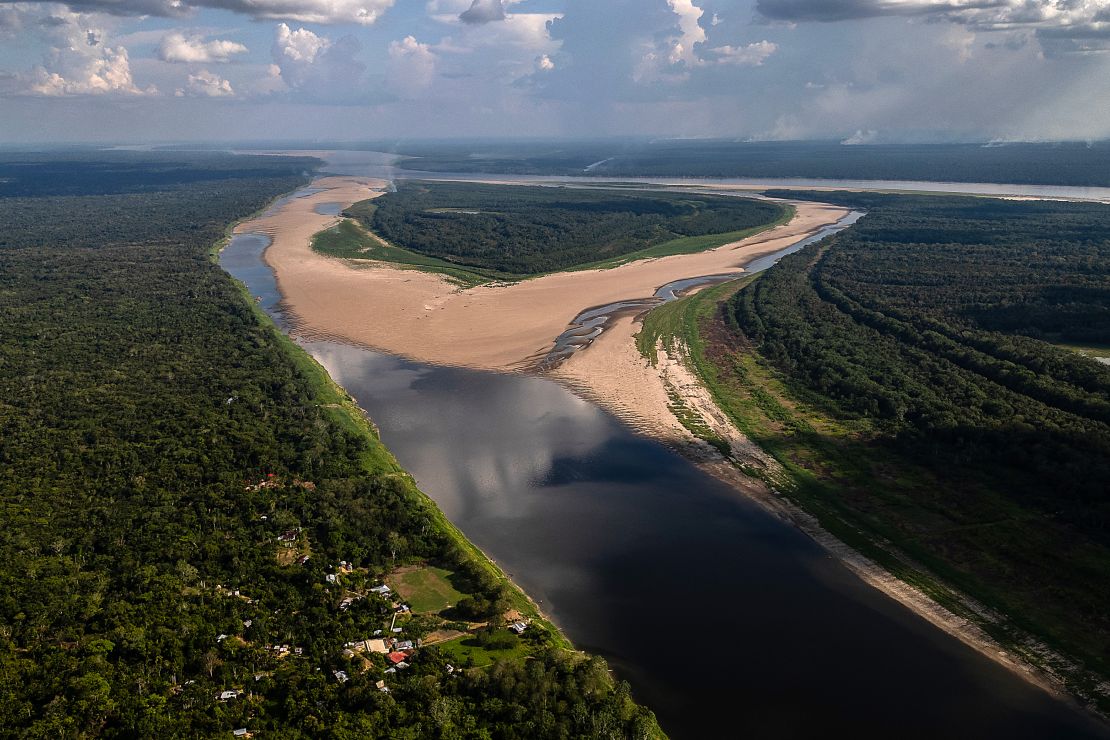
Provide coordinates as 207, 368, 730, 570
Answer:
219, 192, 1107, 739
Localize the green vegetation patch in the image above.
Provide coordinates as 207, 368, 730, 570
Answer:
433, 628, 534, 669
672, 190, 1110, 710
386, 565, 467, 614
355, 181, 786, 275
311, 216, 504, 287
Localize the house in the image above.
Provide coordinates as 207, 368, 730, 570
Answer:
243, 620, 252, 629
342, 649, 355, 659
333, 670, 349, 683
216, 634, 229, 642
376, 680, 389, 693
387, 651, 407, 665
396, 661, 410, 670
509, 621, 528, 634
339, 597, 355, 611
232, 729, 251, 738
325, 574, 337, 584
446, 664, 455, 674
367, 638, 389, 654
369, 584, 391, 595
277, 530, 298, 544
217, 689, 242, 701
297, 555, 311, 565
393, 640, 414, 651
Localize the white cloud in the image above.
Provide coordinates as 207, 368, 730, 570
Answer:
706, 40, 778, 66
175, 67, 234, 96
537, 53, 555, 71
387, 35, 436, 94
27, 45, 153, 96
158, 32, 248, 63
1, 0, 396, 25
3, 8, 156, 97
273, 22, 330, 66
270, 22, 370, 102
667, 0, 707, 66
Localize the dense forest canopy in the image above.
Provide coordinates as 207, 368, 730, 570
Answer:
384, 140, 1110, 187
0, 154, 657, 738
728, 191, 1110, 688
360, 182, 784, 274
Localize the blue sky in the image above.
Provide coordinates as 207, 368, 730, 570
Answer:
0, 0, 1108, 142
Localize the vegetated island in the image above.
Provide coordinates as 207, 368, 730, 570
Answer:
316, 180, 790, 284
635, 190, 1110, 717
262, 176, 824, 374
0, 152, 662, 738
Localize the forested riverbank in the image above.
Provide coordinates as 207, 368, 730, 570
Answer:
644, 191, 1110, 716
0, 153, 659, 738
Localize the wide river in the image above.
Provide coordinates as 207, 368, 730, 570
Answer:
220, 180, 1108, 738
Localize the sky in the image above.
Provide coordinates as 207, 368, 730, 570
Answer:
0, 0, 1108, 142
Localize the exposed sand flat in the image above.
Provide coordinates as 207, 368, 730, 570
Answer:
243, 175, 849, 372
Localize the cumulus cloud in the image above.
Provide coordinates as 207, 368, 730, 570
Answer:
27, 44, 152, 95
705, 40, 778, 66
0, 0, 395, 25
459, 0, 504, 24
1, 7, 156, 96
174, 68, 234, 96
158, 32, 247, 63
536, 53, 555, 71
270, 22, 372, 102
634, 0, 778, 80
387, 35, 436, 94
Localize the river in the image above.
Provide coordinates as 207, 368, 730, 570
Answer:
300, 148, 1110, 203
219, 186, 1108, 739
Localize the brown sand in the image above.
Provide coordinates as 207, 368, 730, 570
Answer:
239, 176, 848, 371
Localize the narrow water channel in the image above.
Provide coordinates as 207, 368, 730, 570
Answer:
220, 206, 1107, 739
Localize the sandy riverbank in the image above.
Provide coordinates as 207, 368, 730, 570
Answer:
238, 175, 848, 373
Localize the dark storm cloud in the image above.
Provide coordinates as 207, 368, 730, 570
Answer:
459, 0, 506, 24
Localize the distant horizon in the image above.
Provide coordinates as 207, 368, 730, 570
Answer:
4, 137, 1110, 148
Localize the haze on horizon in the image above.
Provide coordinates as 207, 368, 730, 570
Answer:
0, 0, 1108, 144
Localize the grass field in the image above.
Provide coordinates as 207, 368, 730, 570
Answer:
434, 629, 533, 668
386, 565, 467, 614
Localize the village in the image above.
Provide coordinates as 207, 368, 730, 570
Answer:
191, 496, 544, 736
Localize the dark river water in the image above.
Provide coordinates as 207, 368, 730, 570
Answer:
220, 211, 1107, 739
